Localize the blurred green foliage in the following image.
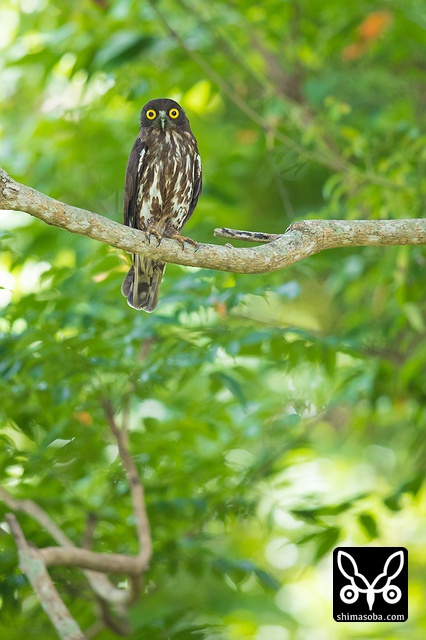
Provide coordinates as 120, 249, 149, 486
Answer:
0, 0, 425, 638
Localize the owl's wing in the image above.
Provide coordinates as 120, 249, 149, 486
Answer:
181, 152, 202, 228
123, 137, 147, 229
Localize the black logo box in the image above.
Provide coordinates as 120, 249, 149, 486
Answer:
333, 547, 408, 622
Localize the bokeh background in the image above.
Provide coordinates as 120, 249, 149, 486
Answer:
1, 1, 425, 638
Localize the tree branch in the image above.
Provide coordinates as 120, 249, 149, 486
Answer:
38, 546, 145, 575
6, 513, 87, 640
0, 486, 133, 605
0, 399, 152, 613
1, 167, 425, 275
0, 487, 75, 547
102, 399, 152, 568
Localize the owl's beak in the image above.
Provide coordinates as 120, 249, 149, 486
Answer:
159, 110, 167, 131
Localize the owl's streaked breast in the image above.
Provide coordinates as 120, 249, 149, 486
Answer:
136, 130, 199, 233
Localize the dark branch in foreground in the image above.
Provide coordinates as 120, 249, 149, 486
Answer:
1, 167, 425, 275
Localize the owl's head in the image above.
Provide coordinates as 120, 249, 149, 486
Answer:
140, 98, 191, 132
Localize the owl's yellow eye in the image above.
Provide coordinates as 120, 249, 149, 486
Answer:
146, 109, 157, 120
169, 108, 180, 119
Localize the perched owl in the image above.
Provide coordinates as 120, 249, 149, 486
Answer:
121, 98, 202, 311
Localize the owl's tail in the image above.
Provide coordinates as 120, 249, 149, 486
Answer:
121, 255, 166, 312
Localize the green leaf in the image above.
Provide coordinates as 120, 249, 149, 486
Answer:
314, 527, 340, 561
358, 512, 379, 539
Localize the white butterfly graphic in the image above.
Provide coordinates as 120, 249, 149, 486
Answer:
337, 550, 404, 611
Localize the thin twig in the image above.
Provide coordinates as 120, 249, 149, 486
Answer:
81, 513, 97, 550
79, 512, 131, 637
6, 513, 87, 640
95, 598, 130, 637
102, 399, 152, 568
214, 227, 281, 243
85, 620, 105, 639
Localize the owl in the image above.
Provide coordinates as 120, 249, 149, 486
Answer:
121, 98, 202, 311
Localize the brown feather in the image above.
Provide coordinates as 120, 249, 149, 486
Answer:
121, 98, 202, 312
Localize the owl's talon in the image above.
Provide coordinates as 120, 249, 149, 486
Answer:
180, 235, 198, 249
164, 231, 197, 251
145, 227, 163, 246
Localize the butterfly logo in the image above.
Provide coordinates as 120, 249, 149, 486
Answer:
337, 550, 404, 611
